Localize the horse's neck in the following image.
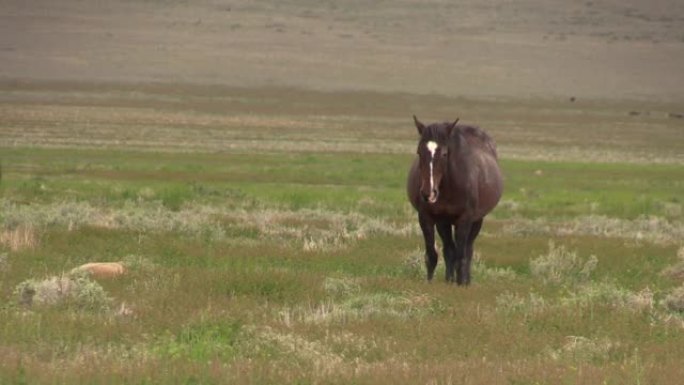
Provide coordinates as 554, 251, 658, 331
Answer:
449, 131, 472, 159
446, 137, 471, 185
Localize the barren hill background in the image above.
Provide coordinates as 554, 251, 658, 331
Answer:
1, 0, 683, 101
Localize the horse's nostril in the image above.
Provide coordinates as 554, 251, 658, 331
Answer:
421, 189, 438, 204
428, 189, 439, 203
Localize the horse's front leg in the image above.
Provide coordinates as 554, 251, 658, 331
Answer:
418, 212, 438, 281
454, 220, 473, 286
436, 221, 456, 283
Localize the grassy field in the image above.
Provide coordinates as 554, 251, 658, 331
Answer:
1, 81, 683, 384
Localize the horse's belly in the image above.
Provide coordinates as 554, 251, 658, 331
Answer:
475, 155, 503, 218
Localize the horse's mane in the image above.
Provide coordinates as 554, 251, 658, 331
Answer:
423, 123, 498, 159
421, 122, 453, 143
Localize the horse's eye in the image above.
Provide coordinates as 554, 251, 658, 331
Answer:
441, 151, 448, 158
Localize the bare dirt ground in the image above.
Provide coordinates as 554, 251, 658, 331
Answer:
1, 0, 683, 102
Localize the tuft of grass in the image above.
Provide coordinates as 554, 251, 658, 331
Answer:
0, 225, 38, 251
561, 281, 654, 313
153, 318, 243, 361
472, 252, 518, 282
250, 326, 345, 374
158, 186, 191, 211
279, 277, 437, 327
663, 285, 684, 313
0, 252, 7, 273
530, 241, 597, 287
661, 246, 684, 282
0, 198, 417, 252
323, 276, 361, 297
13, 271, 111, 312
399, 249, 424, 279
495, 291, 548, 316
121, 254, 158, 272
398, 250, 518, 282
549, 336, 618, 364
503, 215, 684, 245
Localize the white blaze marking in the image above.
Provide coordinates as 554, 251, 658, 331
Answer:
426, 141, 438, 194
427, 141, 438, 156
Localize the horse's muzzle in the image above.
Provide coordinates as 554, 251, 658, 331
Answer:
422, 189, 439, 204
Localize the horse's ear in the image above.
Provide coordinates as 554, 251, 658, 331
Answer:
446, 118, 460, 137
413, 115, 426, 135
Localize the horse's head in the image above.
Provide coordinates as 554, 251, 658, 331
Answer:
413, 115, 459, 204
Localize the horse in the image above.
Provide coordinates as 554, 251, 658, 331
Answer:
407, 116, 503, 285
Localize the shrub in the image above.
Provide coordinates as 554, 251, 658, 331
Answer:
661, 246, 684, 282
562, 281, 653, 312
153, 319, 243, 361
495, 291, 547, 315
122, 254, 158, 272
530, 241, 597, 287
399, 249, 424, 279
660, 247, 684, 314
323, 276, 361, 297
663, 285, 684, 313
550, 336, 617, 363
472, 252, 517, 282
0, 224, 38, 251
0, 252, 7, 273
13, 271, 111, 312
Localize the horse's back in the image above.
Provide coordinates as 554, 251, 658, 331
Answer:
459, 125, 498, 159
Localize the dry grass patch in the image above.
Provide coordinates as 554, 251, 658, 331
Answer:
279, 276, 438, 327
497, 243, 660, 325
251, 326, 345, 375
232, 207, 416, 252
278, 293, 432, 327
400, 249, 518, 282
660, 246, 684, 314
0, 252, 7, 273
323, 276, 362, 297
503, 215, 684, 245
661, 246, 684, 282
562, 282, 654, 313
0, 225, 38, 251
548, 336, 619, 364
496, 292, 548, 316
663, 286, 684, 313
0, 199, 418, 251
530, 241, 597, 287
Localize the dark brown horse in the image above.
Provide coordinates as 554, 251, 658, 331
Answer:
407, 116, 503, 285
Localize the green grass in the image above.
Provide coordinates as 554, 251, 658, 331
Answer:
500, 160, 684, 219
1, 82, 684, 384
2, 147, 682, 220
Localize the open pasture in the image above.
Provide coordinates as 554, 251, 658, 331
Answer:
0, 82, 683, 384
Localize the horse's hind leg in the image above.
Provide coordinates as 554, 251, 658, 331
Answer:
436, 221, 456, 282
462, 219, 483, 285
418, 212, 438, 281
